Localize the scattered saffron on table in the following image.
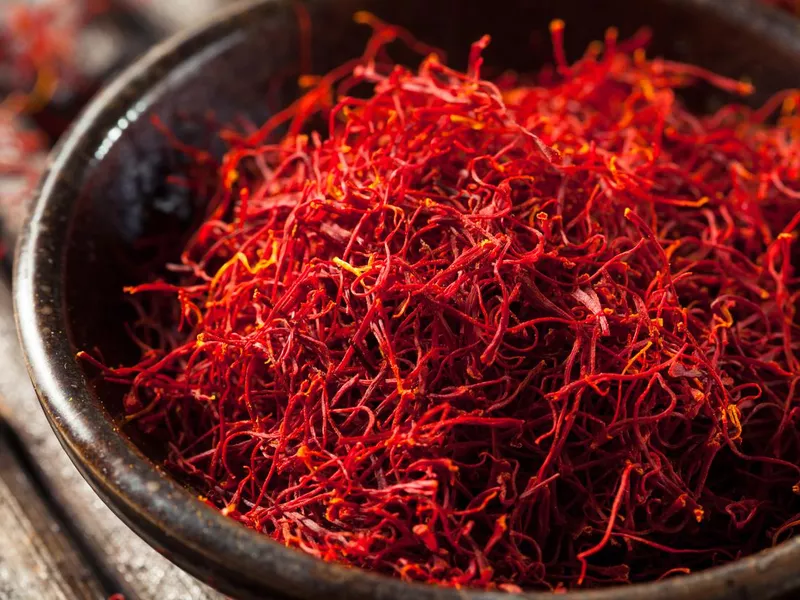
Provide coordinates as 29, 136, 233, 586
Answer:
81, 16, 800, 591
0, 0, 112, 258
0, 109, 45, 203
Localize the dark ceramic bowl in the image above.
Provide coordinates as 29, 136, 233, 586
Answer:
14, 0, 800, 598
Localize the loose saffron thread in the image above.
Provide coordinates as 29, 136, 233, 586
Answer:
577, 463, 637, 585
81, 16, 800, 592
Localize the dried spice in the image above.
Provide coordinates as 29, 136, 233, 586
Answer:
82, 17, 800, 591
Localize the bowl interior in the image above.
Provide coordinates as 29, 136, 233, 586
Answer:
54, 0, 800, 594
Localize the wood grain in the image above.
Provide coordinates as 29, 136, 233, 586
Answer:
0, 279, 224, 600
0, 429, 105, 600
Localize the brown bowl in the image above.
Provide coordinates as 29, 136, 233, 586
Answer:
14, 0, 800, 598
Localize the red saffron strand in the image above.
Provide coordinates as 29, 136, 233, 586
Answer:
576, 463, 637, 585
82, 15, 800, 593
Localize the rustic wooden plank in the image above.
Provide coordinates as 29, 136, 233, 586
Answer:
0, 427, 105, 600
0, 279, 224, 600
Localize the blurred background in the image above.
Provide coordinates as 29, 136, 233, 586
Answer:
0, 1, 797, 599
0, 3, 233, 599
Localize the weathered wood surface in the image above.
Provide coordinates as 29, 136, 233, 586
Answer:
0, 427, 105, 600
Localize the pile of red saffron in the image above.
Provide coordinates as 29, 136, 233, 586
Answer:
82, 18, 800, 591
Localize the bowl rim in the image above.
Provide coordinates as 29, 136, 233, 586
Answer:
13, 0, 800, 598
